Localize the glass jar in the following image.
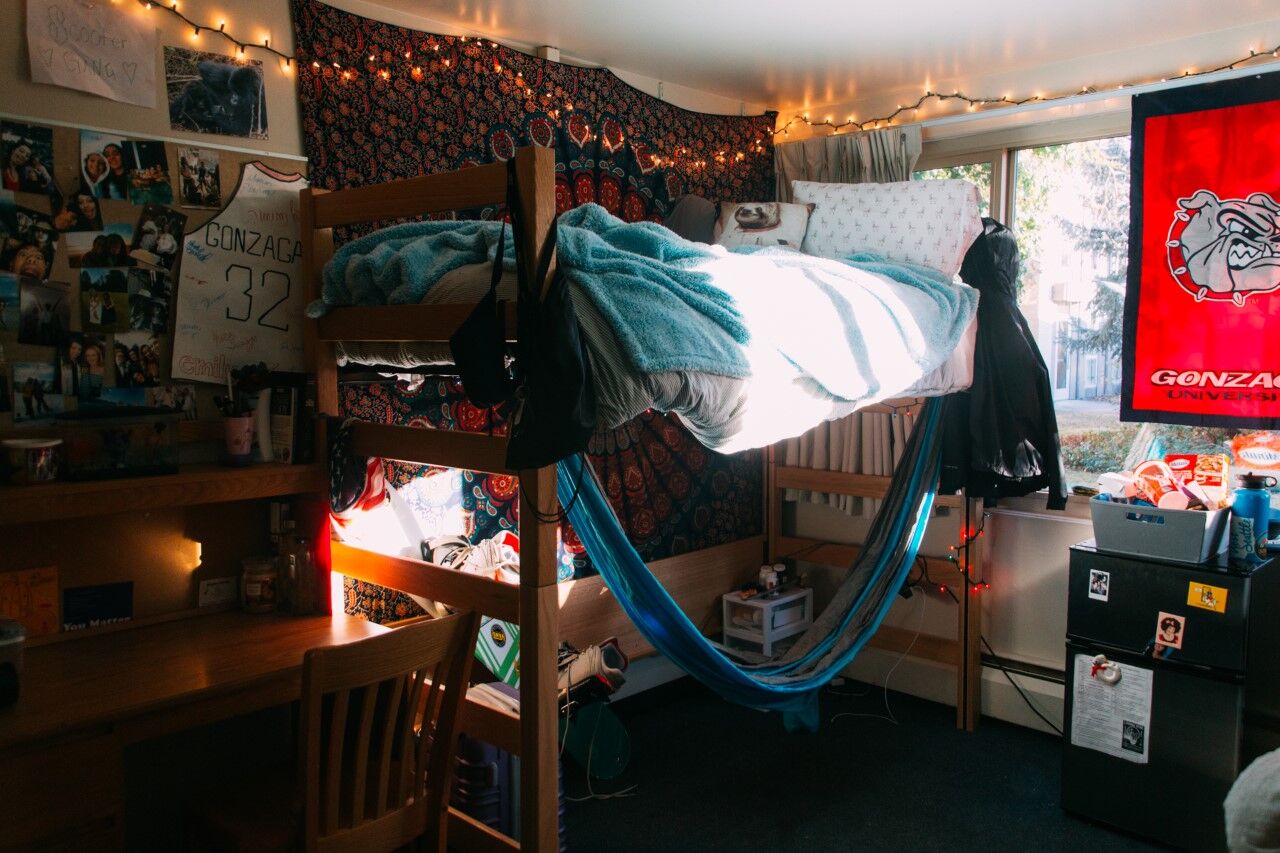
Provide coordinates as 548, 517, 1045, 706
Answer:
241, 557, 277, 614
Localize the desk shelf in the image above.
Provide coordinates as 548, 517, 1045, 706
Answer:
0, 463, 323, 524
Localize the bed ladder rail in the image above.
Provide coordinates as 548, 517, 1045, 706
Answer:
766, 431, 984, 732
347, 422, 512, 474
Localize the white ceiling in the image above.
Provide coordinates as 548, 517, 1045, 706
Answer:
362, 0, 1280, 114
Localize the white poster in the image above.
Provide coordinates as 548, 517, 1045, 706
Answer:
1070, 654, 1154, 764
26, 0, 158, 108
171, 162, 307, 385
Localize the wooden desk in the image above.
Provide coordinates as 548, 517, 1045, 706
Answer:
0, 612, 385, 851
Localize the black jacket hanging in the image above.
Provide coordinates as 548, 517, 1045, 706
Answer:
940, 217, 1068, 510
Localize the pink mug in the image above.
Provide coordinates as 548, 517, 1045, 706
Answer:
224, 415, 254, 466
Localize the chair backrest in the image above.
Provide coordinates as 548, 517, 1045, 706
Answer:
300, 610, 481, 853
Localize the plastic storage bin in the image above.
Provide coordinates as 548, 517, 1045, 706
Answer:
1089, 496, 1229, 564
56, 406, 179, 480
722, 586, 814, 656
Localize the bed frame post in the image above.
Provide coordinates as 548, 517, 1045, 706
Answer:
511, 143, 562, 852
956, 497, 984, 732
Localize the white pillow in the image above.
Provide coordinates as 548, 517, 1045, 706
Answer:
713, 201, 814, 249
792, 179, 983, 277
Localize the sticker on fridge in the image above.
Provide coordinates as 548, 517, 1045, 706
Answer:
1071, 653, 1154, 764
1187, 582, 1228, 614
1088, 569, 1110, 602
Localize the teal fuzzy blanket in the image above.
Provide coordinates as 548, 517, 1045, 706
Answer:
317, 204, 752, 377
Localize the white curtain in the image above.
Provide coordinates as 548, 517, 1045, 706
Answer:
775, 126, 923, 516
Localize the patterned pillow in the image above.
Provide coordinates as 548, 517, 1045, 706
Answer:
713, 201, 815, 249
791, 179, 984, 277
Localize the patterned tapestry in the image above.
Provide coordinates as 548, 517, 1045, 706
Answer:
289, 0, 774, 622
340, 381, 763, 622
290, 0, 776, 217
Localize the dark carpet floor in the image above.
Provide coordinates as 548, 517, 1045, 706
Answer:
564, 678, 1164, 852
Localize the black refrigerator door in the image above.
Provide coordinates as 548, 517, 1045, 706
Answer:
1063, 640, 1244, 852
1068, 547, 1251, 672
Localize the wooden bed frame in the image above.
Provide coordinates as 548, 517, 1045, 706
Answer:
301, 145, 982, 851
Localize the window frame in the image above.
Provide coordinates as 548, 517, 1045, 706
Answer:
917, 113, 1131, 517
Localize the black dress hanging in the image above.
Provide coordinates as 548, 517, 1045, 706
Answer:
940, 217, 1068, 510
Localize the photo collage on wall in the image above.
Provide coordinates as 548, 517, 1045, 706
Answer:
0, 116, 225, 426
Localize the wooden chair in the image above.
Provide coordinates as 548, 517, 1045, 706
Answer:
187, 611, 481, 853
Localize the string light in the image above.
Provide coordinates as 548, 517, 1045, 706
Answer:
135, 0, 295, 65
299, 33, 772, 176
773, 41, 1280, 135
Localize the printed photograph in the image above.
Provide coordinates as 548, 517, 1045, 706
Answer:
0, 272, 16, 332
1121, 720, 1145, 754
177, 146, 222, 208
1156, 611, 1185, 650
129, 204, 187, 272
3, 206, 57, 280
80, 130, 133, 201
115, 330, 163, 387
78, 267, 131, 333
18, 278, 70, 346
12, 361, 62, 424
126, 140, 174, 206
52, 187, 104, 233
1, 121, 58, 196
166, 47, 268, 139
62, 332, 108, 402
1088, 569, 1110, 602
147, 383, 197, 419
66, 224, 136, 268
127, 268, 171, 333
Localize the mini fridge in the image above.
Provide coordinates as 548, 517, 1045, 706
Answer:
1063, 543, 1280, 851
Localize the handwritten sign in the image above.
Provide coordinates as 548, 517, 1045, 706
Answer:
27, 0, 157, 108
172, 162, 308, 384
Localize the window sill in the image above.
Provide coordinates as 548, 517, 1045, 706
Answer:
982, 491, 1094, 523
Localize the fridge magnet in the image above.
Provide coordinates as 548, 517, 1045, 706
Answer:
17, 278, 70, 346
1088, 569, 1110, 602
1187, 582, 1228, 614
1156, 611, 1185, 650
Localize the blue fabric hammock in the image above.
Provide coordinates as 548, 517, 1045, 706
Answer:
555, 398, 945, 730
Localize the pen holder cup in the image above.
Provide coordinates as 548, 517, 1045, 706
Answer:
224, 414, 255, 467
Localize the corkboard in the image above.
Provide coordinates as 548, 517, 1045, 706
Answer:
0, 119, 304, 434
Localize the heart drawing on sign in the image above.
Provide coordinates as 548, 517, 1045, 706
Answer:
122, 61, 137, 84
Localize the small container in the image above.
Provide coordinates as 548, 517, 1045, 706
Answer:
2, 438, 61, 484
224, 415, 255, 467
241, 557, 278, 614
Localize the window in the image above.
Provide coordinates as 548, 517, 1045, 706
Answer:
913, 162, 992, 216
1006, 137, 1263, 490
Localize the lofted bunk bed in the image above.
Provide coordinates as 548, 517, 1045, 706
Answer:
301, 144, 987, 850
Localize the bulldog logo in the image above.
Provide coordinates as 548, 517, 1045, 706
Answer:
1167, 190, 1280, 305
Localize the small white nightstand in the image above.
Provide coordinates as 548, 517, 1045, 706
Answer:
721, 586, 814, 657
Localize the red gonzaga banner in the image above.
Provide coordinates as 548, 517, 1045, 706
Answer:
1123, 74, 1280, 429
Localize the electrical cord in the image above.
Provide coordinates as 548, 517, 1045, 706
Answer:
828, 584, 928, 726
938, 585, 1064, 736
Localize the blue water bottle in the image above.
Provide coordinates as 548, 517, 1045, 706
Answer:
1233, 474, 1277, 559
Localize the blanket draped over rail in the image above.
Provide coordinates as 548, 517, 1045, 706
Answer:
316, 204, 977, 452
557, 397, 945, 729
